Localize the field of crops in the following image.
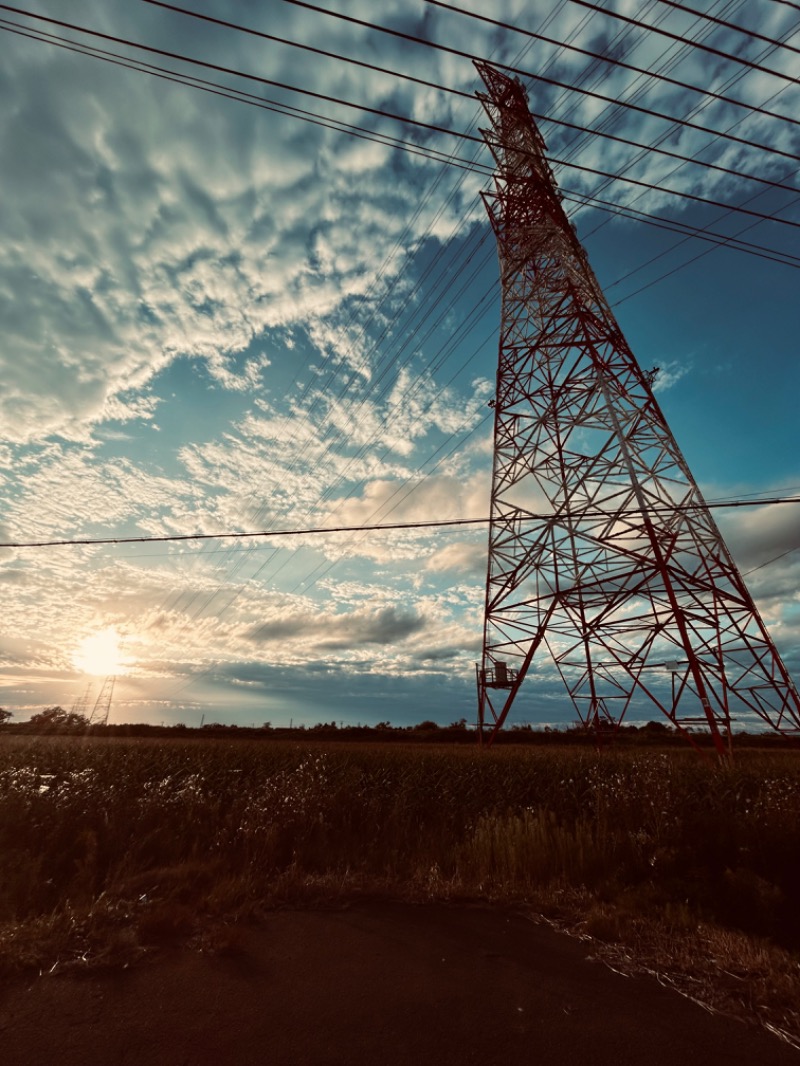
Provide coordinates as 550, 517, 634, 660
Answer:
2, 736, 799, 960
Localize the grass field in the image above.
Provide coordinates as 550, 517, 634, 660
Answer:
2, 736, 799, 1040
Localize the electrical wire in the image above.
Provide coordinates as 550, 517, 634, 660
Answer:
560, 7, 800, 291
743, 545, 800, 576
570, 0, 799, 82
421, 0, 800, 127
137, 0, 800, 162
162, 9, 609, 639
9, 7, 800, 204
3, 0, 797, 601
100, 8, 546, 626
6, 0, 800, 605
0, 24, 490, 181
612, 189, 800, 304
7, 6, 800, 567
653, 0, 800, 55
6, 17, 800, 246
4, 1, 797, 167
6, 0, 796, 711
5, 496, 800, 551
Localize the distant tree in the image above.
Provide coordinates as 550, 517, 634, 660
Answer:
448, 718, 468, 730
28, 707, 90, 730
415, 720, 440, 731
643, 719, 671, 734
0, 708, 12, 726
374, 721, 392, 731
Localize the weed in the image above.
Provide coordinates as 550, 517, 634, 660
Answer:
1, 734, 799, 1037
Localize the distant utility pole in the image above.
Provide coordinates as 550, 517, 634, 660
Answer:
474, 61, 800, 754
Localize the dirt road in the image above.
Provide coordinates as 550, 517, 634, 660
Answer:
1, 903, 796, 1065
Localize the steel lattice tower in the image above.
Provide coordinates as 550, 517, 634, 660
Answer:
474, 62, 800, 754
88, 676, 115, 726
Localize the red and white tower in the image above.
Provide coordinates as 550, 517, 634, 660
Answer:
474, 62, 800, 754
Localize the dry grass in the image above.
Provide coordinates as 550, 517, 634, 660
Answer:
1, 736, 799, 1043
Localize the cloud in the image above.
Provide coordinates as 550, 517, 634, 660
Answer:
652, 360, 690, 393
2, 0, 799, 728
245, 604, 426, 649
0, 2, 463, 443
721, 501, 800, 570
424, 540, 486, 575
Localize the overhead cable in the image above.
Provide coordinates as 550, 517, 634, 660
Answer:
653, 0, 800, 55
5, 20, 799, 271
7, 15, 800, 238
0, 20, 489, 175
421, 0, 800, 127
280, 0, 797, 86
570, 0, 799, 83
5, 496, 800, 550
12, 1, 797, 197
138, 0, 800, 163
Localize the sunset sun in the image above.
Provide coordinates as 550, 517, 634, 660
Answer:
72, 628, 127, 676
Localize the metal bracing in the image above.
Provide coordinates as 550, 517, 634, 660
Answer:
88, 676, 115, 726
474, 61, 800, 754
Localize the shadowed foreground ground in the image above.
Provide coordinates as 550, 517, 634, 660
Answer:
1, 903, 797, 1065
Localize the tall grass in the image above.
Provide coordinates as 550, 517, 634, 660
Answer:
1, 738, 799, 955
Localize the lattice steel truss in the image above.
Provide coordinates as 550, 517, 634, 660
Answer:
88, 676, 115, 726
474, 62, 800, 754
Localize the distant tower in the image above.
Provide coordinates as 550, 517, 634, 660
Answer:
71, 681, 93, 718
474, 61, 800, 753
88, 676, 115, 726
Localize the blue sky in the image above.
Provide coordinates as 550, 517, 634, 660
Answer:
1, 0, 798, 728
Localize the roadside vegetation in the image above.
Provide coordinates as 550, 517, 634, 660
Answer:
1, 735, 799, 1044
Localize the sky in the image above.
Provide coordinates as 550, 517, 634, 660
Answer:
1, 0, 799, 729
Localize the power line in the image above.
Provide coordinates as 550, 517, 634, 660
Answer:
136, 16, 543, 631
0, 21, 491, 175
525, 151, 800, 231
0, 18, 483, 163
743, 544, 800, 576
9, 0, 800, 196
612, 189, 800, 304
7, 15, 800, 242
5, 2, 797, 477
570, 0, 799, 83
653, 0, 800, 56
11, 2, 796, 204
144, 0, 800, 164
3, 518, 487, 550
573, 28, 800, 278
564, 190, 800, 268
421, 0, 800, 127
3, 0, 797, 567
3, 22, 797, 324
5, 496, 800, 550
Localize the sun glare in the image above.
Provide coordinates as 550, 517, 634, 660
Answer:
73, 628, 127, 676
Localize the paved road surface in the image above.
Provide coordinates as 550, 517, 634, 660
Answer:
1, 903, 796, 1065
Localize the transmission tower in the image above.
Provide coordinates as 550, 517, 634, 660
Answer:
88, 676, 115, 726
474, 61, 800, 754
71, 682, 93, 718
